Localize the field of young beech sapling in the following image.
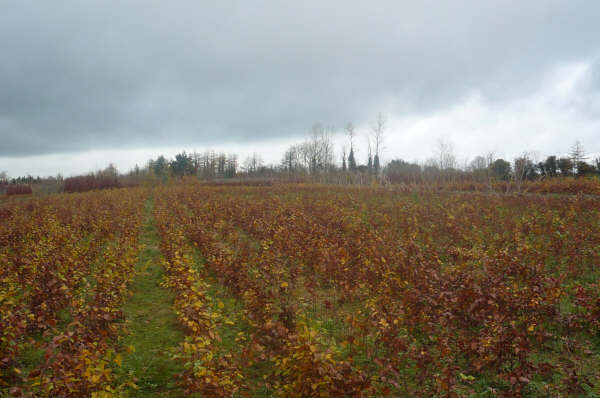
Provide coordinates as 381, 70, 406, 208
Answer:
1, 182, 599, 397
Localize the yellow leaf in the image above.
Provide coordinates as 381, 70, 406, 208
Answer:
280, 282, 288, 288
89, 374, 101, 383
218, 301, 225, 309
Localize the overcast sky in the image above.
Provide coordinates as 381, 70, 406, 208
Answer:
1, 1, 599, 177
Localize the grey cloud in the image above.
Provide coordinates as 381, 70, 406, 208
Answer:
1, 0, 600, 156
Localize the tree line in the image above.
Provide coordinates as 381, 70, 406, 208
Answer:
2, 116, 599, 194
384, 140, 599, 185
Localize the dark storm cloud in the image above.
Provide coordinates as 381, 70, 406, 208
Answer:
1, 0, 599, 156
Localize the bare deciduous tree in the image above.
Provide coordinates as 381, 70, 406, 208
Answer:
341, 144, 347, 171
345, 123, 356, 151
243, 152, 263, 174
371, 113, 387, 174
365, 133, 373, 172
484, 151, 497, 193
226, 154, 238, 177
512, 151, 539, 193
570, 140, 587, 175
297, 123, 335, 174
435, 137, 457, 170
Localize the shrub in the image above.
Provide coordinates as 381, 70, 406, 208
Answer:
63, 175, 121, 193
6, 184, 32, 195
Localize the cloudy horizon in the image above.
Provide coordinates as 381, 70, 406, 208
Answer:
2, 1, 599, 177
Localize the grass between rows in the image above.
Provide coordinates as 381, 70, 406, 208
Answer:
117, 197, 185, 397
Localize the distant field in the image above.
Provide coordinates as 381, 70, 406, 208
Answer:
2, 184, 599, 397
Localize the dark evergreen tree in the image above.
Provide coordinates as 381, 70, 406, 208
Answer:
576, 161, 595, 177
348, 148, 357, 172
543, 156, 557, 177
170, 152, 193, 176
490, 158, 511, 180
557, 157, 573, 176
152, 155, 169, 176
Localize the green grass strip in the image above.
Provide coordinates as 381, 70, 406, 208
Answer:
117, 197, 185, 397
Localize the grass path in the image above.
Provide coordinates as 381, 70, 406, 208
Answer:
118, 197, 185, 397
